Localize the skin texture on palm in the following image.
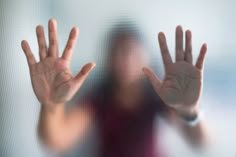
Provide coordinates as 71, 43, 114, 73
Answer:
21, 19, 96, 107
143, 26, 207, 116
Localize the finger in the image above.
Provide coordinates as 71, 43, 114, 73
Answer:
184, 30, 192, 64
48, 19, 58, 58
175, 25, 184, 62
62, 27, 79, 61
142, 67, 162, 94
73, 62, 96, 89
21, 40, 37, 66
158, 32, 173, 68
36, 25, 47, 60
195, 44, 207, 70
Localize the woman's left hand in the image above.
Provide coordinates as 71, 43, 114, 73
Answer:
143, 26, 207, 116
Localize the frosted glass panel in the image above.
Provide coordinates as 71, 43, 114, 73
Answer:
0, 0, 236, 157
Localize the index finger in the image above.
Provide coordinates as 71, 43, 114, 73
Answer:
61, 27, 79, 61
195, 44, 207, 70
21, 40, 37, 66
158, 32, 173, 68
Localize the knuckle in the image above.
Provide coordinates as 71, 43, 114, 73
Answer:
39, 45, 46, 51
26, 52, 33, 58
49, 38, 57, 45
66, 43, 73, 50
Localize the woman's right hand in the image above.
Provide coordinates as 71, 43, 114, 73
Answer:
21, 19, 95, 107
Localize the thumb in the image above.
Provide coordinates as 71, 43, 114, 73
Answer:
142, 67, 162, 93
73, 62, 96, 88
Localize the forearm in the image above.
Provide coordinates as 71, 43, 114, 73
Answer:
37, 104, 68, 151
174, 109, 209, 148
177, 117, 209, 147
37, 103, 93, 152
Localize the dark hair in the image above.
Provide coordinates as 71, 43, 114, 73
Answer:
97, 19, 149, 96
101, 19, 148, 83
105, 19, 146, 57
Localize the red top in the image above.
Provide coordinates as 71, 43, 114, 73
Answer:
79, 84, 170, 157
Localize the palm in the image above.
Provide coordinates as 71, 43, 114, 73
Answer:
143, 26, 207, 110
21, 19, 95, 105
160, 62, 201, 108
31, 58, 73, 104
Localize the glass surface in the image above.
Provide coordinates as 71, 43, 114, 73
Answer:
0, 0, 236, 156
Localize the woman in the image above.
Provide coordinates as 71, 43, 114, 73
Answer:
21, 19, 208, 157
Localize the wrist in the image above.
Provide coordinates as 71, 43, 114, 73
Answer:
41, 102, 64, 113
174, 106, 200, 119
174, 107, 204, 127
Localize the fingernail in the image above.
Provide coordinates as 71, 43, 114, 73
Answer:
91, 62, 96, 70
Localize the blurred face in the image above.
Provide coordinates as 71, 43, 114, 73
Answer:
110, 37, 149, 84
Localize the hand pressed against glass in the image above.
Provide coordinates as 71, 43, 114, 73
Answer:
21, 19, 95, 107
143, 26, 207, 115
